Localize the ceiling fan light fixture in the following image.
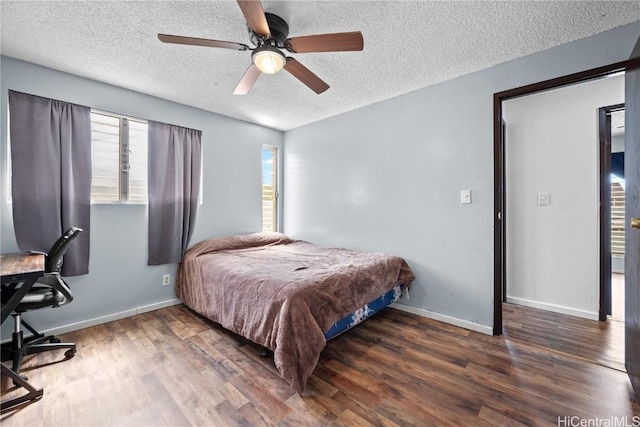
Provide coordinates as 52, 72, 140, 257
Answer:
252, 45, 286, 74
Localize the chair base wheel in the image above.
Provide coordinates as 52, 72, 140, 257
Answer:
64, 349, 76, 359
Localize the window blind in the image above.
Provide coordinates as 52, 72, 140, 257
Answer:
611, 181, 625, 255
90, 112, 120, 202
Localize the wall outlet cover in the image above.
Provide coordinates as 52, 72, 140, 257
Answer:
537, 193, 550, 206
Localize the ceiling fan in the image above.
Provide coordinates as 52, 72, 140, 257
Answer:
158, 0, 364, 95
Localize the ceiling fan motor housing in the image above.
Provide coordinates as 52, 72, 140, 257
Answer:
249, 12, 289, 47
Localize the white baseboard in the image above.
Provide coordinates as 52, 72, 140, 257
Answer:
4, 298, 182, 342
390, 303, 493, 336
505, 296, 598, 320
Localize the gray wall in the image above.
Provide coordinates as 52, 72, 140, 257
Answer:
283, 22, 640, 331
1, 56, 282, 337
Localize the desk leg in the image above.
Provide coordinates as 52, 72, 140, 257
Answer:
1, 276, 38, 325
0, 363, 43, 411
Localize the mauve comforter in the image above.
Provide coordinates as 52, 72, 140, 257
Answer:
176, 232, 415, 393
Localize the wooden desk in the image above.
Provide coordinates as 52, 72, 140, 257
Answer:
0, 252, 45, 275
1, 253, 45, 324
1, 252, 45, 411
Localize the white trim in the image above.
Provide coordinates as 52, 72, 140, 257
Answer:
505, 296, 599, 320
2, 299, 182, 343
135, 299, 181, 315
390, 303, 493, 335
92, 108, 148, 125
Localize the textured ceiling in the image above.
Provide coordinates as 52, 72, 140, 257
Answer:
2, 1, 640, 131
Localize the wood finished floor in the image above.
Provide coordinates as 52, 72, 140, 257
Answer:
1, 304, 638, 426
503, 302, 625, 372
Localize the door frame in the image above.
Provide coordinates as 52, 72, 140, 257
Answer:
493, 60, 629, 335
598, 103, 625, 321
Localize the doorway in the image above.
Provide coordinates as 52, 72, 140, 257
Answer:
495, 76, 628, 377
498, 76, 626, 371
493, 60, 628, 334
501, 75, 623, 323
492, 64, 629, 372
600, 105, 626, 322
493, 45, 640, 399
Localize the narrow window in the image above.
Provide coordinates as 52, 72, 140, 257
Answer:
262, 146, 278, 232
90, 111, 148, 203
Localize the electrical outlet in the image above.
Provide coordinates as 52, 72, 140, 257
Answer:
162, 274, 171, 286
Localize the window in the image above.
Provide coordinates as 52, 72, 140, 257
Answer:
611, 179, 625, 255
91, 111, 148, 203
262, 146, 278, 232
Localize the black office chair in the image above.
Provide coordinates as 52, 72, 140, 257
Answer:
1, 227, 82, 375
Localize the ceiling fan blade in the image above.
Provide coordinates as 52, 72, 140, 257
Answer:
233, 64, 262, 95
286, 32, 364, 53
158, 34, 249, 51
236, 0, 270, 36
284, 58, 329, 94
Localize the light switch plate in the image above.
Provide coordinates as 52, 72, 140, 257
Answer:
537, 193, 550, 206
461, 190, 471, 204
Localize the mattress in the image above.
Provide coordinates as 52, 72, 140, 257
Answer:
324, 284, 405, 340
176, 232, 415, 393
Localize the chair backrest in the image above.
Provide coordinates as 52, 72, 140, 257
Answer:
45, 227, 83, 273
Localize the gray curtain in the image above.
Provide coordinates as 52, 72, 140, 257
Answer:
9, 90, 91, 276
147, 121, 202, 265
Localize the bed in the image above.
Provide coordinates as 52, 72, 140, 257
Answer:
176, 232, 415, 393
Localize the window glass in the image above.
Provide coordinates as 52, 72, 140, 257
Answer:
262, 146, 278, 232
90, 111, 147, 203
90, 112, 121, 203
